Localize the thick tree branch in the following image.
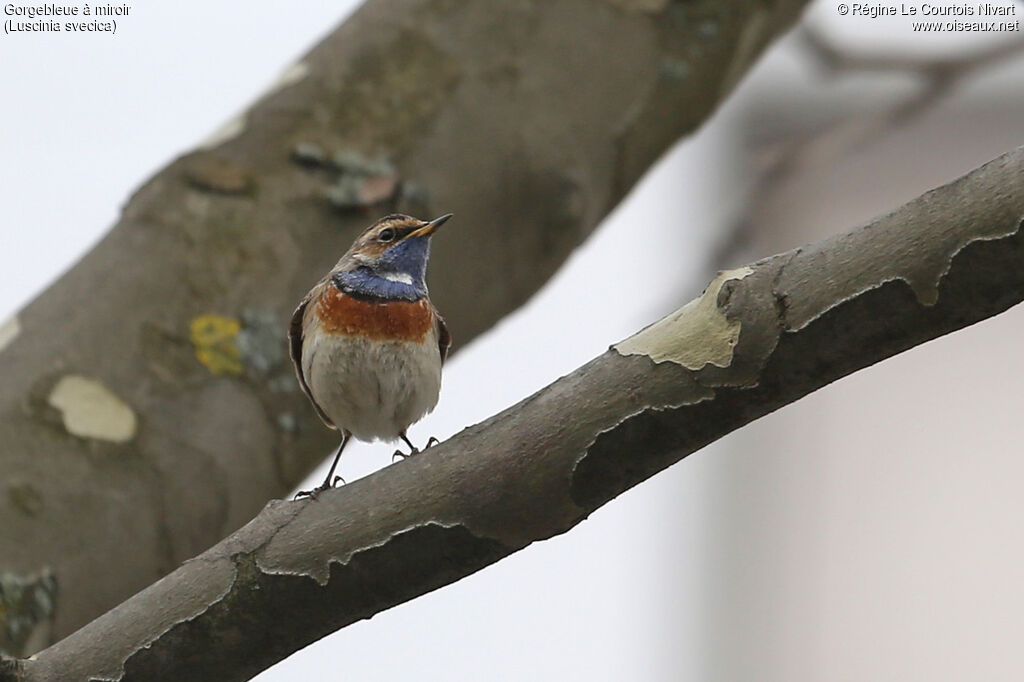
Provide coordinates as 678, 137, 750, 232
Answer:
0, 0, 809, 647
4, 146, 1021, 682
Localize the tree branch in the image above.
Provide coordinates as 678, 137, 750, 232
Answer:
711, 26, 1024, 269
4, 145, 1021, 682
796, 25, 1024, 149
0, 0, 809, 647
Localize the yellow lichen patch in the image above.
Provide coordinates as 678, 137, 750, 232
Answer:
48, 375, 138, 443
0, 315, 20, 354
190, 314, 243, 375
614, 267, 754, 369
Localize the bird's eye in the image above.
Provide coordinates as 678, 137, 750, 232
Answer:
378, 228, 396, 243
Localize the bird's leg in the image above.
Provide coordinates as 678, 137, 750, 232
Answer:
392, 432, 418, 461
295, 432, 350, 500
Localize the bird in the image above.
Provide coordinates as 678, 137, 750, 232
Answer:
289, 213, 452, 498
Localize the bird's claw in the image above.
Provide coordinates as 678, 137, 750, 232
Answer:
293, 475, 345, 500
392, 436, 441, 462
392, 448, 416, 462
294, 485, 326, 501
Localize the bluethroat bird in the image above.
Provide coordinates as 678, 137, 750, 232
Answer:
290, 213, 453, 498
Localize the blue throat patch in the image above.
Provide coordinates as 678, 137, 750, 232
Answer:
333, 236, 431, 302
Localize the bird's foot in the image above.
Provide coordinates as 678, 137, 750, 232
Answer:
392, 447, 417, 462
293, 475, 345, 500
293, 485, 326, 501
392, 436, 441, 461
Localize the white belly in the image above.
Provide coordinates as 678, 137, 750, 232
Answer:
302, 327, 442, 442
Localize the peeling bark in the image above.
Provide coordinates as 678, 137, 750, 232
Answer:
0, 0, 809, 646
3, 146, 1021, 682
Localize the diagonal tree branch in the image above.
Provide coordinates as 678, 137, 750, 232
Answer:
3, 145, 1021, 682
0, 0, 810, 648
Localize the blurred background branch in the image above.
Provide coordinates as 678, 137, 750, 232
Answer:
713, 25, 1024, 267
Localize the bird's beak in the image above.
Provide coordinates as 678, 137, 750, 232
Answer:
407, 213, 453, 239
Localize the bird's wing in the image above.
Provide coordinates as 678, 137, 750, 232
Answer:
289, 282, 337, 429
433, 305, 452, 365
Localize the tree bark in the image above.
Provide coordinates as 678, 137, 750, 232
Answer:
3, 145, 1021, 682
0, 0, 810, 650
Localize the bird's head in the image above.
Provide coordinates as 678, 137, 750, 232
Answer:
332, 213, 451, 301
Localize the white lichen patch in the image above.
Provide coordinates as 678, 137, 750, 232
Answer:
200, 112, 247, 150
48, 375, 137, 443
0, 314, 21, 354
614, 267, 753, 369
